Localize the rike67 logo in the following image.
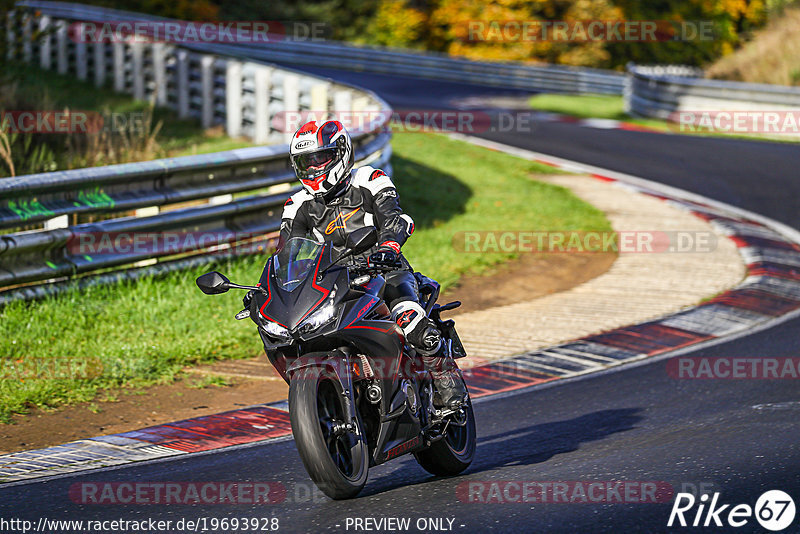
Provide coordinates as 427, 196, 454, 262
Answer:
668, 490, 796, 531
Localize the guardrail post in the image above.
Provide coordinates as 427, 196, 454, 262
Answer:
113, 40, 125, 92
39, 15, 51, 69
333, 90, 352, 122
43, 215, 69, 230
176, 49, 190, 118
93, 40, 106, 87
253, 65, 271, 144
311, 83, 328, 116
225, 59, 243, 138
131, 208, 160, 267
151, 42, 167, 106
56, 19, 68, 74
201, 55, 214, 128
75, 24, 88, 80
209, 194, 233, 205
623, 66, 633, 115
352, 95, 368, 113
283, 75, 299, 143
22, 12, 32, 63
131, 41, 144, 99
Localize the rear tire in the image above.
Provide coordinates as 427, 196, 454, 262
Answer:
289, 365, 368, 499
414, 395, 476, 476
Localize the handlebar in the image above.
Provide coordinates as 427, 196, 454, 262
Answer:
348, 258, 402, 275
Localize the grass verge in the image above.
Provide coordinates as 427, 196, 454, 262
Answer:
0, 131, 611, 422
528, 93, 800, 144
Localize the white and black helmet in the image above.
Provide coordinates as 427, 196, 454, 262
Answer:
290, 120, 354, 199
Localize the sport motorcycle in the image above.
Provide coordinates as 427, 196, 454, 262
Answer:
196, 227, 476, 499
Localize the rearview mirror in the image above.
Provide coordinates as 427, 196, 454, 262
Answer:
346, 227, 378, 255
196, 271, 231, 295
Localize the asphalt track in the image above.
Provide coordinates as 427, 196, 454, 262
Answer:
2, 68, 799, 533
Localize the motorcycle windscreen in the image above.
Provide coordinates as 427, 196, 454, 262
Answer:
273, 237, 327, 292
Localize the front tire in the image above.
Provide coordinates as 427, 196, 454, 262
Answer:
289, 366, 369, 499
414, 395, 476, 476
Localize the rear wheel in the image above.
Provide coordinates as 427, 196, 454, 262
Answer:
289, 366, 369, 499
414, 389, 476, 476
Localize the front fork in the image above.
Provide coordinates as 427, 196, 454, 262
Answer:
286, 348, 361, 437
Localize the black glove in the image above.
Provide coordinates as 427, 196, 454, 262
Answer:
369, 247, 398, 267
243, 289, 255, 309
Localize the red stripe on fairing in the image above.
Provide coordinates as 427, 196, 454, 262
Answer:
296, 251, 331, 324
344, 324, 394, 333
258, 263, 288, 328
342, 297, 380, 330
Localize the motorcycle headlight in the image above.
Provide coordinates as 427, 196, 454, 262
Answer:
261, 320, 291, 341
299, 302, 337, 333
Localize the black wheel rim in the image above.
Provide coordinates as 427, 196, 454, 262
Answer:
317, 378, 358, 478
444, 404, 471, 455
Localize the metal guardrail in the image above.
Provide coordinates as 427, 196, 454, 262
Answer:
17, 0, 626, 95
8, 2, 386, 143
1, 2, 395, 301
0, 137, 392, 293
0, 131, 390, 229
625, 64, 800, 119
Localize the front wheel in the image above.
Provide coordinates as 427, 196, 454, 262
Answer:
289, 366, 369, 499
414, 394, 476, 476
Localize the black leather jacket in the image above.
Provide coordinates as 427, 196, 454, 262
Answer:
280, 166, 415, 264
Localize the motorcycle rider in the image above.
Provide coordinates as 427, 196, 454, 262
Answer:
277, 119, 467, 408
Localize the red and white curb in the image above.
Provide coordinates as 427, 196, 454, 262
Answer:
2, 136, 799, 484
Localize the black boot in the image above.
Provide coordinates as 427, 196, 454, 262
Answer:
393, 303, 467, 408
406, 316, 442, 355
422, 345, 468, 409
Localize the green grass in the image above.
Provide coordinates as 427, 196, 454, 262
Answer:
392, 133, 609, 289
529, 93, 628, 121
0, 132, 611, 422
528, 92, 800, 144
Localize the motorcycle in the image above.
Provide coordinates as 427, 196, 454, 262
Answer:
195, 226, 476, 499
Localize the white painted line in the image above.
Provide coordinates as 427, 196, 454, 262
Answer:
537, 350, 605, 368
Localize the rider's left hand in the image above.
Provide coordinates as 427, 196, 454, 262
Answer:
369, 246, 398, 267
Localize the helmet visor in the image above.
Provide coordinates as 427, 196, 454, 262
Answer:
293, 147, 338, 176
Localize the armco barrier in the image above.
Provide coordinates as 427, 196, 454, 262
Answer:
1, 2, 394, 301
7, 3, 386, 143
15, 0, 625, 95
625, 64, 800, 120
0, 138, 392, 295
0, 131, 390, 229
